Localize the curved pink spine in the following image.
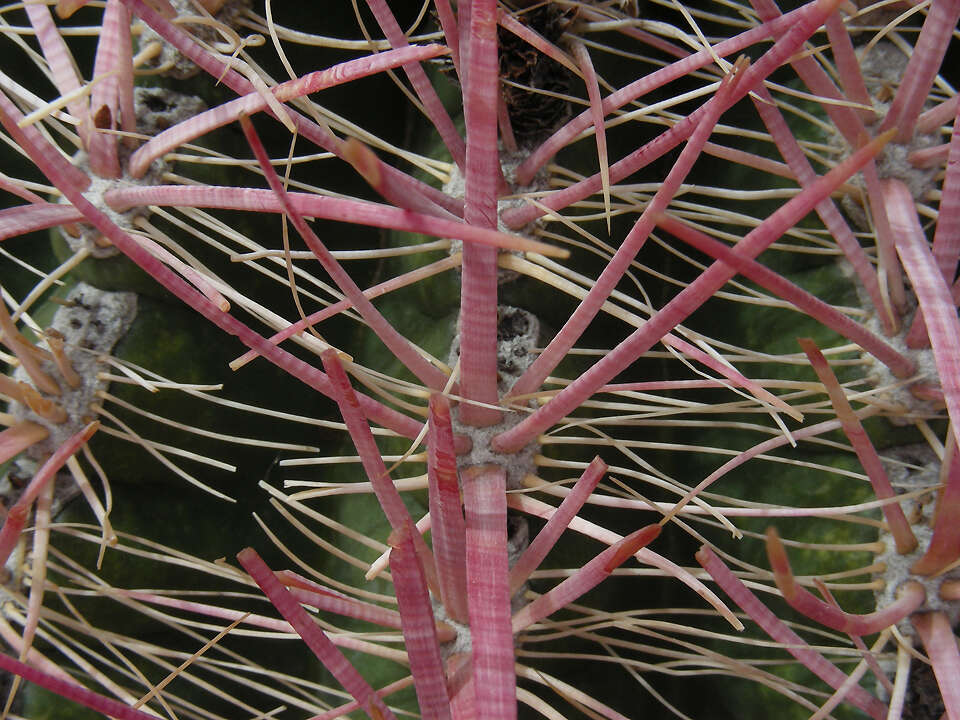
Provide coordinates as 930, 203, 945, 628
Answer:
823, 14, 873, 124
886, 178, 960, 455
503, 0, 843, 229
280, 586, 403, 630
798, 338, 917, 552
427, 395, 469, 623
879, 0, 960, 142
812, 580, 895, 697
0, 89, 423, 442
237, 548, 397, 720
463, 465, 516, 719
308, 678, 415, 720
128, 44, 450, 179
86, 0, 125, 178
433, 0, 461, 78
512, 0, 829, 185
389, 522, 453, 720
696, 545, 888, 719
364, 0, 465, 167
320, 349, 440, 593
118, 0, 460, 218
657, 214, 914, 377
749, 83, 892, 334
102, 185, 562, 257
240, 115, 448, 390
669, 412, 874, 521
0, 652, 159, 720
506, 59, 747, 398
0, 203, 85, 242
0, 422, 49, 465
23, 0, 92, 148
511, 524, 660, 632
0, 97, 90, 193
765, 528, 925, 635
918, 96, 959, 134
911, 612, 960, 720
492, 124, 891, 452
509, 456, 606, 593
911, 443, 960, 575
571, 39, 611, 228
907, 100, 960, 346
231, 255, 460, 370
458, 0, 502, 427
492, 130, 894, 454
508, 493, 742, 629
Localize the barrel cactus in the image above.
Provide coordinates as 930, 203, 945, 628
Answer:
1, 0, 959, 718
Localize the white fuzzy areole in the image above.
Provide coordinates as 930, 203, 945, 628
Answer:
61, 88, 206, 259
874, 444, 960, 630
